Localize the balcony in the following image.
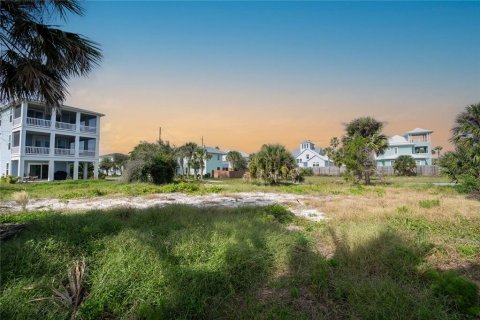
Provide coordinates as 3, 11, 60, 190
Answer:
79, 150, 96, 157
55, 148, 75, 156
80, 125, 97, 134
25, 146, 50, 155
26, 117, 51, 128
55, 121, 76, 131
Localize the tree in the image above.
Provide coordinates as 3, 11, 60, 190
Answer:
123, 141, 177, 184
393, 155, 416, 176
439, 103, 480, 192
0, 1, 102, 108
433, 146, 443, 158
226, 151, 247, 171
192, 147, 212, 179
248, 144, 297, 184
180, 142, 198, 178
324, 137, 344, 168
175, 145, 188, 177
99, 157, 113, 175
112, 153, 128, 175
340, 117, 388, 185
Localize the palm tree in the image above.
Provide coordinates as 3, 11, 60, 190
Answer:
251, 144, 296, 184
433, 146, 443, 158
181, 142, 198, 178
343, 117, 388, 185
451, 103, 480, 155
193, 147, 212, 179
0, 1, 102, 108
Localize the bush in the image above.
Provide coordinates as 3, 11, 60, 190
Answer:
0, 175, 19, 184
262, 204, 294, 224
123, 153, 177, 185
299, 168, 314, 176
418, 199, 440, 208
12, 191, 29, 211
455, 175, 480, 194
430, 271, 479, 315
393, 155, 417, 176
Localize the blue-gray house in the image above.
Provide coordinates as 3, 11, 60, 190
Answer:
375, 128, 433, 166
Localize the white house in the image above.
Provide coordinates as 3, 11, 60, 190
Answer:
293, 140, 332, 168
99, 153, 128, 176
375, 128, 433, 166
0, 101, 103, 181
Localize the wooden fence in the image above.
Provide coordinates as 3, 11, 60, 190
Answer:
312, 165, 441, 176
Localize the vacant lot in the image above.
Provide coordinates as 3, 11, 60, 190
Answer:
1, 176, 479, 319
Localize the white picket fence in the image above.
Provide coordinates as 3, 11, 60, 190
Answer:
312, 165, 441, 176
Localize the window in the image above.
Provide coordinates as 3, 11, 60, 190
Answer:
217, 155, 220, 160
296, 159, 301, 164
394, 147, 398, 155
8, 135, 11, 150
313, 162, 319, 167
306, 154, 310, 160
5, 163, 9, 176
9, 108, 12, 122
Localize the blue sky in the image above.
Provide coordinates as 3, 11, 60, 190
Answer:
64, 1, 480, 153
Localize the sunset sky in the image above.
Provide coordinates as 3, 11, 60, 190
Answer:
63, 1, 480, 155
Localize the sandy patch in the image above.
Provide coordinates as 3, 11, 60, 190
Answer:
0, 192, 326, 222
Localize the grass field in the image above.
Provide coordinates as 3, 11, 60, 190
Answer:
1, 176, 479, 319
0, 175, 453, 201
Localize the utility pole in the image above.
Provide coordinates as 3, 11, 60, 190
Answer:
201, 136, 204, 147
159, 127, 162, 143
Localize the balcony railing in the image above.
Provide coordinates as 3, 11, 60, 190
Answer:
55, 121, 76, 131
80, 125, 97, 133
79, 150, 96, 157
26, 117, 51, 128
55, 148, 75, 156
12, 118, 22, 126
25, 146, 50, 155
11, 146, 20, 155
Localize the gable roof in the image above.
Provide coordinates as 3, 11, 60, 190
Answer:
295, 148, 330, 162
406, 128, 433, 134
205, 146, 227, 155
388, 135, 413, 145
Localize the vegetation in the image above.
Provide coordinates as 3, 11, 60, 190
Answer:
226, 151, 247, 171
0, 0, 102, 107
393, 155, 417, 176
439, 103, 480, 193
1, 197, 478, 319
123, 141, 177, 184
337, 117, 388, 185
248, 144, 300, 184
99, 157, 114, 175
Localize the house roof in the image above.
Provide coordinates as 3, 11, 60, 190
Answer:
0, 100, 105, 116
388, 135, 413, 145
406, 128, 433, 134
300, 139, 314, 145
205, 146, 227, 155
294, 148, 330, 162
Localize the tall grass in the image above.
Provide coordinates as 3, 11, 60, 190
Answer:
1, 205, 477, 319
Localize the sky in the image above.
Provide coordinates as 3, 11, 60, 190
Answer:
63, 1, 480, 155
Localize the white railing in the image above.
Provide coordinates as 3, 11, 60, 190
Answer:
12, 118, 22, 126
79, 150, 96, 157
80, 125, 97, 133
55, 121, 76, 131
11, 146, 20, 155
25, 146, 50, 155
27, 117, 51, 127
55, 148, 75, 156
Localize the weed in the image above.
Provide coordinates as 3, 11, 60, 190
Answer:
12, 191, 29, 211
419, 199, 440, 208
396, 205, 410, 214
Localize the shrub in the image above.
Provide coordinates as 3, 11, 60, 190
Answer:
430, 271, 479, 315
0, 175, 19, 184
12, 191, 29, 211
299, 168, 314, 176
393, 155, 417, 176
262, 204, 294, 224
455, 175, 480, 194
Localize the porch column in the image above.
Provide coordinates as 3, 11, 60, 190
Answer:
21, 101, 27, 126
18, 158, 25, 181
73, 161, 79, 180
50, 108, 56, 130
48, 160, 54, 181
75, 136, 80, 157
49, 132, 56, 156
75, 112, 81, 133
83, 162, 88, 180
93, 161, 99, 179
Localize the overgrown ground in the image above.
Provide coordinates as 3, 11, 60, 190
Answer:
1, 176, 479, 319
0, 175, 453, 201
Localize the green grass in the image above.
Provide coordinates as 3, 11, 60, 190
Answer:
1, 206, 478, 319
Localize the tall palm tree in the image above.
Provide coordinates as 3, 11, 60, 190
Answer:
181, 142, 198, 178
451, 103, 480, 152
434, 146, 443, 158
0, 1, 102, 108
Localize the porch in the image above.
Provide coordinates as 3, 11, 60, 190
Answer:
11, 159, 99, 181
